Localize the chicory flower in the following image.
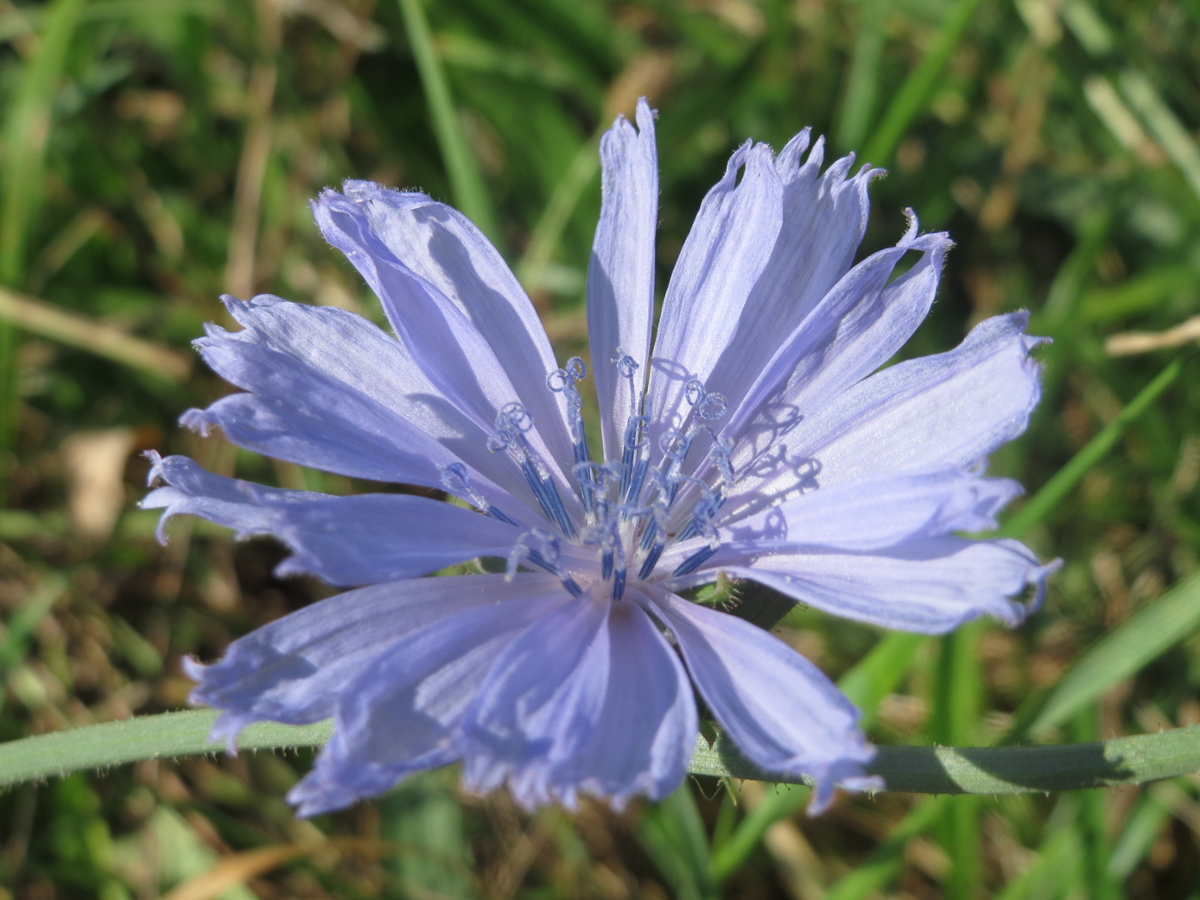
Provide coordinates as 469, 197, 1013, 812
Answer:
145, 100, 1051, 816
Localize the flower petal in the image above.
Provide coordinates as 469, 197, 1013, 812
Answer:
643, 586, 876, 813
723, 222, 950, 447
141, 453, 521, 586
588, 99, 658, 460
286, 585, 571, 816
703, 139, 881, 419
465, 594, 695, 809
646, 142, 783, 447
731, 312, 1043, 507
686, 537, 1055, 634
313, 185, 579, 497
460, 591, 611, 808
186, 573, 560, 747
183, 296, 532, 520
709, 468, 1022, 552
340, 181, 562, 425
546, 599, 696, 809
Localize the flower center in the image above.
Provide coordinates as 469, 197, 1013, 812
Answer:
444, 353, 737, 601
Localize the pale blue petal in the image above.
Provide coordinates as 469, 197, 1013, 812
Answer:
588, 99, 658, 460
341, 181, 564, 433
141, 453, 521, 586
287, 586, 571, 817
706, 468, 1022, 553
675, 537, 1055, 634
730, 312, 1043, 511
719, 221, 950, 459
703, 139, 881, 420
313, 187, 579, 502
185, 573, 559, 748
646, 141, 783, 451
183, 297, 530, 520
465, 595, 695, 810
462, 592, 614, 808
644, 586, 877, 813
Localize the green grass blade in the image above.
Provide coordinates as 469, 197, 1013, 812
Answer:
638, 785, 715, 900
1018, 570, 1200, 738
515, 134, 601, 295
0, 0, 88, 285
0, 575, 67, 675
1120, 69, 1200, 204
395, 0, 501, 247
823, 797, 946, 900
931, 623, 984, 900
834, 0, 893, 153
0, 0, 87, 499
991, 799, 1081, 900
707, 783, 809, 884
837, 631, 926, 729
860, 0, 983, 165
999, 357, 1182, 539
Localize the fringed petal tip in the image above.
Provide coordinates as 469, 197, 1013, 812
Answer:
142, 449, 165, 486
804, 755, 882, 816
179, 407, 216, 436
181, 655, 250, 754
895, 209, 953, 257
1023, 557, 1062, 621
980, 545, 1060, 630
461, 760, 671, 814
286, 769, 364, 819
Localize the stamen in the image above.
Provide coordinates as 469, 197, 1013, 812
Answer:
548, 358, 594, 517
638, 537, 666, 580
658, 430, 691, 504
507, 528, 582, 596
613, 347, 640, 381
674, 475, 724, 542
488, 403, 576, 539
632, 473, 671, 580
672, 545, 719, 577
620, 415, 650, 512
438, 462, 519, 525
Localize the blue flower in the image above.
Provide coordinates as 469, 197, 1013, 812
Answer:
144, 100, 1052, 816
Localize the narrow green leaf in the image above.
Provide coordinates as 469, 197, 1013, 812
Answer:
991, 799, 1081, 900
515, 134, 600, 295
638, 784, 715, 900
1018, 570, 1200, 737
0, 574, 67, 674
707, 783, 808, 884
1120, 68, 1200, 204
932, 623, 985, 900
861, 0, 983, 165
999, 357, 1181, 539
834, 0, 893, 152
837, 631, 925, 729
0, 0, 88, 284
395, 0, 501, 247
822, 797, 946, 900
0, 0, 87, 498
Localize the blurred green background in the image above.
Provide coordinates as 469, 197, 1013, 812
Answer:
1, 0, 1200, 897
